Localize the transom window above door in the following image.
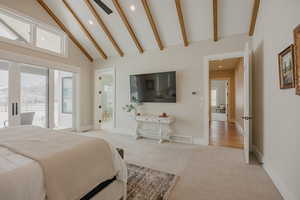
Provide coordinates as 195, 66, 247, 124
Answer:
0, 7, 67, 56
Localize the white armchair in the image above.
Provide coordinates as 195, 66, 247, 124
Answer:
3, 112, 35, 128
20, 112, 35, 125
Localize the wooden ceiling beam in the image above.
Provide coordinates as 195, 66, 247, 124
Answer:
36, 0, 93, 62
112, 0, 144, 53
62, 0, 107, 60
141, 0, 164, 50
175, 0, 188, 47
213, 0, 218, 42
84, 0, 124, 57
249, 0, 260, 36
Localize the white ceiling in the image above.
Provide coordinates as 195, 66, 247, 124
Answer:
44, 0, 253, 60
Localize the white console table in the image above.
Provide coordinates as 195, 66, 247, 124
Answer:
135, 115, 175, 143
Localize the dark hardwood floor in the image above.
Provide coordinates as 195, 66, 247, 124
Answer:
209, 121, 244, 149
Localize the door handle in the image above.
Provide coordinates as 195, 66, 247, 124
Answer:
15, 103, 18, 116
242, 116, 253, 120
12, 103, 15, 116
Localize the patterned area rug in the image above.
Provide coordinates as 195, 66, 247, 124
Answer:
127, 163, 178, 200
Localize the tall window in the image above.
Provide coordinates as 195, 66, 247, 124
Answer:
0, 8, 66, 56
211, 89, 217, 106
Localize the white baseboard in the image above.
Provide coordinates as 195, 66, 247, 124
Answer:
263, 164, 297, 200
79, 125, 93, 132
192, 136, 209, 145
252, 145, 264, 163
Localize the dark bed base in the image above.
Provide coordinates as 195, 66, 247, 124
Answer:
80, 176, 117, 200
80, 148, 124, 200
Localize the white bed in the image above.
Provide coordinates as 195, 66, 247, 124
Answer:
0, 126, 127, 200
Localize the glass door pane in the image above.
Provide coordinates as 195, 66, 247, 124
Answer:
100, 72, 114, 129
20, 65, 49, 127
54, 70, 73, 129
0, 61, 9, 128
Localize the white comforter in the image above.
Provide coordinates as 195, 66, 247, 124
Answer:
0, 126, 127, 200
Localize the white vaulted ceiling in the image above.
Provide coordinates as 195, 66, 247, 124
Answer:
43, 0, 254, 60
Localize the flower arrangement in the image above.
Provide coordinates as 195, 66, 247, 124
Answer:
122, 104, 136, 113
122, 97, 143, 115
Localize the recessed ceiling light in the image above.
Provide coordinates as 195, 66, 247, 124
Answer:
88, 20, 94, 25
130, 5, 136, 11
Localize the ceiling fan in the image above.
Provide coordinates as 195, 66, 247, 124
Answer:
93, 0, 113, 15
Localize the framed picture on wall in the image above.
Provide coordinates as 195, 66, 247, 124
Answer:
278, 45, 295, 89
294, 25, 300, 95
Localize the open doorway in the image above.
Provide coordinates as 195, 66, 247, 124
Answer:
209, 57, 244, 149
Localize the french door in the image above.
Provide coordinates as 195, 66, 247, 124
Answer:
0, 60, 49, 128
0, 61, 9, 128
20, 64, 49, 127
0, 56, 78, 131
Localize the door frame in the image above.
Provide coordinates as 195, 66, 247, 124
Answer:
94, 67, 116, 130
203, 51, 244, 146
0, 49, 81, 131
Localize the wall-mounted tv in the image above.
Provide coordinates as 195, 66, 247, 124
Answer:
130, 71, 176, 103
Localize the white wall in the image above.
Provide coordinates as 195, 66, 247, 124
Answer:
252, 0, 300, 199
0, 0, 93, 128
95, 35, 249, 143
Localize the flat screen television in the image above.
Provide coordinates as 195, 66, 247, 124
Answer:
130, 71, 176, 103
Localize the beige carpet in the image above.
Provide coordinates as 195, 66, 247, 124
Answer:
83, 131, 283, 200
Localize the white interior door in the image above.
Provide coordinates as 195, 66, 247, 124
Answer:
9, 63, 21, 127
243, 43, 253, 164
